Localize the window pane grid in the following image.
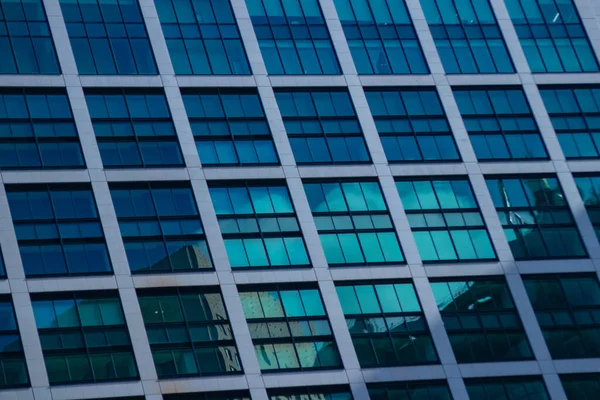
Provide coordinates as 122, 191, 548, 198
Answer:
523, 274, 600, 359
85, 89, 184, 168
432, 278, 533, 363
421, 0, 515, 74
6, 184, 113, 277
0, 89, 85, 169
367, 381, 452, 400
0, 0, 60, 74
486, 176, 587, 260
0, 297, 29, 388
465, 377, 550, 400
276, 89, 371, 164
540, 87, 600, 159
59, 0, 158, 75
182, 89, 279, 166
454, 88, 548, 161
365, 88, 460, 163
505, 0, 599, 73
336, 281, 438, 367
110, 182, 213, 273
155, 0, 250, 75
268, 385, 352, 399
138, 287, 243, 378
246, 0, 341, 75
332, 0, 428, 74
209, 181, 310, 269
239, 284, 342, 372
560, 373, 600, 400
31, 292, 139, 385
397, 178, 496, 262
574, 175, 600, 241
304, 180, 405, 266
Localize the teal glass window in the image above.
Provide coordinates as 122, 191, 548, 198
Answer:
209, 181, 310, 269
269, 386, 352, 400
486, 175, 586, 260
32, 292, 138, 385
245, 0, 340, 75
505, 0, 599, 73
432, 278, 533, 363
397, 178, 495, 262
238, 283, 342, 372
181, 89, 278, 166
59, 0, 157, 74
85, 89, 184, 168
0, 89, 85, 169
561, 374, 600, 399
0, 0, 60, 74
466, 377, 549, 400
276, 89, 370, 164
454, 88, 548, 161
6, 184, 112, 277
138, 287, 242, 378
0, 297, 29, 389
368, 381, 452, 400
523, 274, 600, 359
154, 0, 250, 75
540, 87, 600, 159
420, 0, 514, 73
365, 88, 460, 163
164, 393, 251, 400
333, 0, 428, 74
336, 281, 438, 367
111, 182, 212, 273
573, 175, 600, 240
304, 180, 404, 266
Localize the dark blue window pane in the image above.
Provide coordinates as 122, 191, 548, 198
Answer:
368, 381, 451, 400
6, 184, 112, 277
182, 89, 279, 166
333, 0, 428, 74
0, 297, 28, 388
505, 0, 599, 72
465, 377, 549, 400
574, 175, 600, 242
85, 89, 184, 168
421, 0, 514, 74
60, 0, 157, 74
561, 374, 600, 400
246, 0, 341, 75
454, 88, 548, 161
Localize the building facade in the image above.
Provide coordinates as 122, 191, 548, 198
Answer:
0, 0, 599, 399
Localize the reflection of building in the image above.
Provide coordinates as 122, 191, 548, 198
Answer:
147, 243, 213, 272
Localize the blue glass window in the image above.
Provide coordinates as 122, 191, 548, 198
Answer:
333, 0, 428, 74
466, 377, 549, 400
245, 0, 341, 75
85, 89, 183, 168
486, 175, 586, 260
110, 182, 212, 273
365, 88, 459, 163
154, 0, 250, 74
0, 89, 85, 169
276, 89, 370, 164
0, 297, 28, 389
138, 287, 242, 378
505, 0, 599, 73
59, 0, 157, 75
336, 281, 438, 367
574, 175, 600, 240
32, 291, 138, 385
164, 393, 251, 400
304, 180, 404, 266
561, 374, 600, 399
239, 283, 342, 372
269, 386, 352, 400
182, 89, 278, 166
6, 184, 112, 277
368, 381, 452, 400
432, 278, 532, 363
397, 178, 496, 262
0, 250, 5, 277
209, 181, 310, 269
454, 88, 548, 161
420, 0, 514, 73
524, 274, 600, 359
0, 0, 60, 74
540, 87, 600, 159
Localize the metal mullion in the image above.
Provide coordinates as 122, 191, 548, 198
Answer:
71, 293, 97, 382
